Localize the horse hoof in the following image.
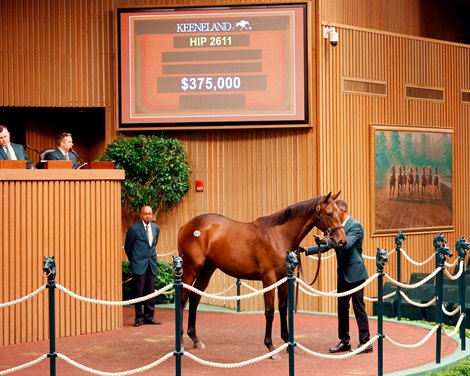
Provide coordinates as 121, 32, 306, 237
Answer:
270, 353, 282, 360
194, 341, 205, 349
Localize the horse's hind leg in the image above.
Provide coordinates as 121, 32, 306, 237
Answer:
187, 262, 217, 349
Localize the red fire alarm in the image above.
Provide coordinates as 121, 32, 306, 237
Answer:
195, 180, 204, 192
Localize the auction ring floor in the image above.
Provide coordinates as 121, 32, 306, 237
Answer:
1, 305, 468, 375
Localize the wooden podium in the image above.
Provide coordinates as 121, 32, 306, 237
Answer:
0, 160, 26, 169
43, 160, 73, 169
0, 168, 125, 346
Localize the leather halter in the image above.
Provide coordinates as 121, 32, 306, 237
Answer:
314, 204, 344, 238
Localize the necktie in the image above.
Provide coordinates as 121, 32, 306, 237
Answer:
145, 224, 153, 246
65, 152, 69, 160
5, 147, 12, 160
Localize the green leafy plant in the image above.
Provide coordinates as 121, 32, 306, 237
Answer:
100, 134, 191, 213
122, 260, 175, 303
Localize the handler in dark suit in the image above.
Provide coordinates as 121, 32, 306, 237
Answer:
0, 125, 34, 168
124, 205, 161, 326
45, 132, 79, 169
299, 199, 371, 354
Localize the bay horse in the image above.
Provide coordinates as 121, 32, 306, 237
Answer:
177, 192, 347, 357
397, 166, 404, 196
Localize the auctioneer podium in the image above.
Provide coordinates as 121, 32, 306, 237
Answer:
0, 162, 125, 346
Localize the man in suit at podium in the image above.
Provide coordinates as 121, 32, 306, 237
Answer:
45, 132, 79, 168
124, 205, 161, 327
0, 125, 34, 169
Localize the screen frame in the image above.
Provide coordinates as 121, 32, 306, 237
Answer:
117, 3, 310, 130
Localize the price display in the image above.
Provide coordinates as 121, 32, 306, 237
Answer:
118, 4, 307, 127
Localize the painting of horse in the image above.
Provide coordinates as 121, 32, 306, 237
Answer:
389, 167, 396, 196
177, 192, 347, 357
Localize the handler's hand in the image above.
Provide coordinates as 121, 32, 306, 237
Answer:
297, 246, 306, 253
314, 235, 328, 246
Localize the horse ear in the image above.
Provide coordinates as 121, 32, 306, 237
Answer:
331, 190, 341, 201
323, 192, 332, 202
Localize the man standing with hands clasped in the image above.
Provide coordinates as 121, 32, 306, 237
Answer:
125, 205, 161, 327
299, 199, 372, 354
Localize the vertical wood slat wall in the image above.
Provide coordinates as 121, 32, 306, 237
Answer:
0, 172, 123, 346
315, 19, 470, 314
1, 0, 469, 341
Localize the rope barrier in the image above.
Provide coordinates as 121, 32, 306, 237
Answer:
0, 284, 47, 308
2, 235, 468, 375
0, 354, 48, 375
296, 336, 379, 359
399, 290, 436, 307
56, 283, 174, 306
385, 325, 439, 348
385, 267, 441, 289
400, 248, 434, 266
57, 352, 174, 375
183, 277, 287, 301
444, 260, 463, 280
183, 344, 289, 368
295, 274, 379, 298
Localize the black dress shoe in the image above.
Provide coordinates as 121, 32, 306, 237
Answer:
356, 344, 373, 354
329, 341, 351, 353
133, 320, 143, 327
144, 319, 162, 325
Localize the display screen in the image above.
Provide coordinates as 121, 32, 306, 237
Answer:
118, 4, 308, 128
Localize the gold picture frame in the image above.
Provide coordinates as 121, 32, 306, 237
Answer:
370, 125, 453, 235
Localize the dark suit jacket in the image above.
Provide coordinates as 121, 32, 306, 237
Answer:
306, 216, 368, 284
124, 221, 160, 276
45, 148, 79, 169
0, 143, 34, 168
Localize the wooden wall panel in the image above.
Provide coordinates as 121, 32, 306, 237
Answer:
313, 21, 470, 315
0, 171, 123, 346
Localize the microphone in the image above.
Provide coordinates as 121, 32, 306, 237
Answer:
25, 144, 41, 156
69, 148, 85, 163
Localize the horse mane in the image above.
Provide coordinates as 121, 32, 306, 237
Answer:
254, 196, 322, 228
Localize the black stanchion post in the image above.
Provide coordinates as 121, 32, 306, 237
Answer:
43, 256, 57, 376
433, 233, 452, 364
286, 251, 298, 376
376, 248, 388, 376
395, 231, 406, 321
456, 236, 470, 351
173, 256, 183, 376
237, 278, 241, 313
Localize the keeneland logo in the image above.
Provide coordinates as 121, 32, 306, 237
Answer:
176, 20, 252, 33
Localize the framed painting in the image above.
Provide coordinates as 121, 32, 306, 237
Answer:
370, 125, 453, 235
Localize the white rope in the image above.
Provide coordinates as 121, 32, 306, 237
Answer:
57, 352, 174, 376
240, 281, 260, 292
296, 336, 379, 359
442, 305, 460, 317
297, 284, 337, 297
0, 284, 47, 308
158, 250, 178, 257
399, 248, 434, 266
385, 267, 441, 289
365, 291, 397, 302
442, 314, 465, 337
295, 274, 379, 298
444, 261, 464, 280
56, 283, 174, 306
0, 354, 48, 375
207, 282, 238, 296
183, 343, 289, 368
445, 258, 459, 268
183, 277, 287, 301
398, 290, 436, 307
385, 324, 439, 348
308, 252, 336, 261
